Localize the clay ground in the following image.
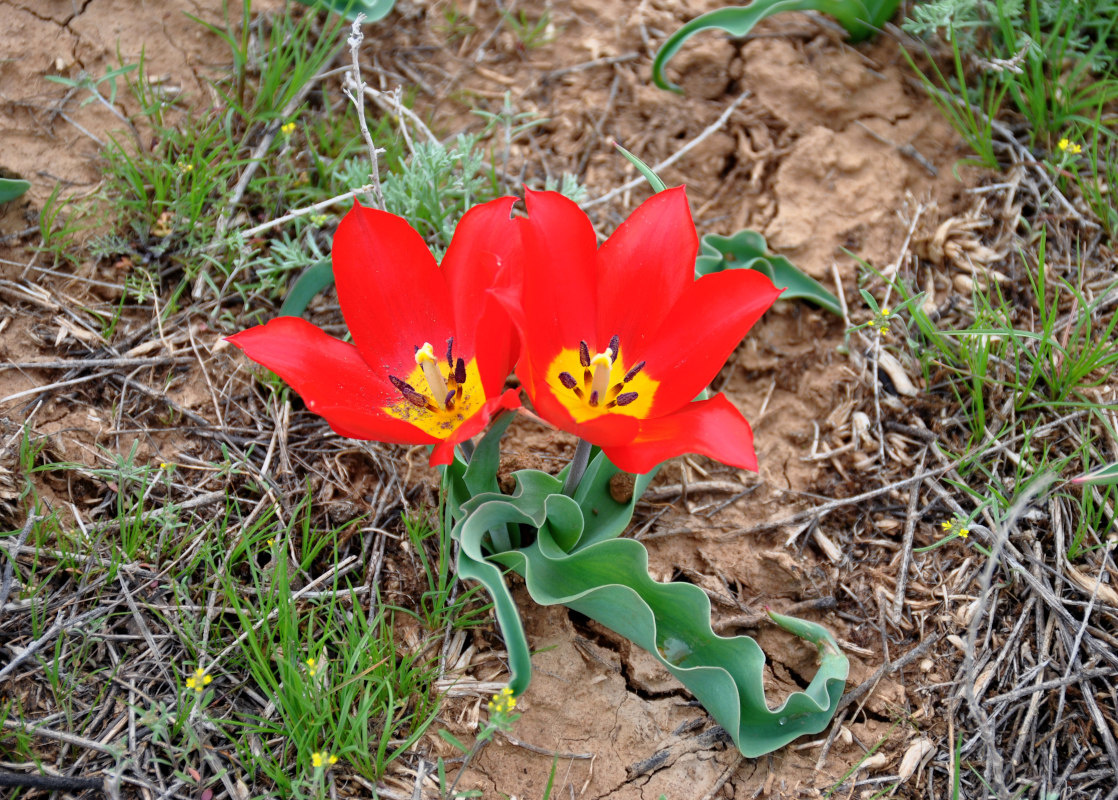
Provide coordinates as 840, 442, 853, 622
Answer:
2, 1, 1117, 799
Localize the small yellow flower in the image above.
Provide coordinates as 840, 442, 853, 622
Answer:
1058, 138, 1082, 155
177, 161, 193, 174
159, 462, 171, 470
867, 307, 891, 333
487, 686, 517, 714
281, 121, 296, 136
311, 751, 338, 768
185, 667, 213, 692
942, 517, 970, 539
306, 657, 320, 677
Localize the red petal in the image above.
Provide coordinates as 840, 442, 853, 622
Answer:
601, 394, 758, 474
640, 269, 781, 414
440, 196, 522, 396
428, 388, 522, 466
332, 203, 453, 372
595, 187, 696, 360
519, 190, 599, 357
227, 317, 436, 445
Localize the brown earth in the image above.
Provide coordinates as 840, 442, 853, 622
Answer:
0, 1, 986, 798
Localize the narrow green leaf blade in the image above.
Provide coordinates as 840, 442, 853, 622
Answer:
278, 259, 334, 318
613, 143, 667, 193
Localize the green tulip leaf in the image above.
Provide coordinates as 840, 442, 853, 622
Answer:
652, 0, 901, 93
696, 229, 842, 316
278, 258, 334, 318
1071, 461, 1118, 486
452, 453, 848, 756
0, 178, 31, 205
293, 0, 396, 22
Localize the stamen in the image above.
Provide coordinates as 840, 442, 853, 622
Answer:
446, 337, 454, 369
559, 372, 578, 389
579, 341, 591, 368
614, 391, 639, 406
389, 375, 431, 408
416, 342, 450, 409
607, 334, 620, 361
444, 390, 456, 409
589, 390, 599, 406
623, 361, 646, 382
455, 357, 467, 385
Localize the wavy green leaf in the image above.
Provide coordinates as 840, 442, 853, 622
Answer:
696, 229, 842, 315
294, 0, 396, 23
0, 178, 31, 205
652, 0, 901, 93
452, 457, 848, 756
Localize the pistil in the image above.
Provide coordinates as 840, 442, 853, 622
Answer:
416, 342, 450, 410
588, 351, 612, 406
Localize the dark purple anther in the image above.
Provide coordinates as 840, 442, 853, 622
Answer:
446, 337, 454, 368
623, 361, 645, 382
615, 392, 639, 406
455, 357, 467, 385
608, 334, 620, 360
445, 390, 456, 408
559, 372, 578, 389
390, 375, 429, 408
579, 340, 590, 368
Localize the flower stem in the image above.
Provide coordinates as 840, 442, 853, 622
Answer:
562, 438, 593, 497
458, 438, 475, 464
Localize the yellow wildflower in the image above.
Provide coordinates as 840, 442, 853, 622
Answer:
1058, 138, 1082, 155
311, 751, 338, 768
281, 121, 296, 136
186, 667, 213, 692
487, 686, 517, 714
941, 517, 970, 539
306, 657, 320, 677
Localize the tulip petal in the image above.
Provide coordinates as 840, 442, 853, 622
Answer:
332, 202, 454, 372
428, 388, 523, 466
601, 393, 758, 474
595, 187, 697, 359
520, 189, 600, 356
441, 196, 523, 396
227, 316, 436, 444
640, 269, 781, 414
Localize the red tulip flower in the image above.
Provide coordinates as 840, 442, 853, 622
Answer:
227, 199, 523, 466
505, 187, 781, 474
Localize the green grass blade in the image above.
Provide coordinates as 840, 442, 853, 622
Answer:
613, 143, 667, 193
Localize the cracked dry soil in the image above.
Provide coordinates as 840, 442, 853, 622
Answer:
0, 1, 979, 797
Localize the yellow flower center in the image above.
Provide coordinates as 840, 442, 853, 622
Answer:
382, 339, 486, 437
545, 335, 658, 423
